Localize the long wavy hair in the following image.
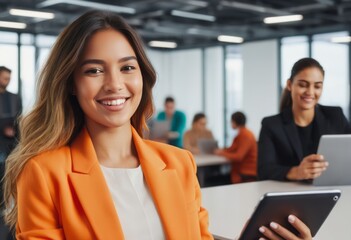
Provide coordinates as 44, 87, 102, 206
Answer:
3, 10, 156, 228
280, 57, 324, 112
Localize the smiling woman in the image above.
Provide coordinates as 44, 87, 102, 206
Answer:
73, 30, 143, 134
258, 57, 351, 182
3, 10, 213, 240
3, 10, 313, 240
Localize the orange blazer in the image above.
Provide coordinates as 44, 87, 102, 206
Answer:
16, 127, 213, 240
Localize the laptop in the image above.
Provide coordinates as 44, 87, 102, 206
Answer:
314, 134, 351, 186
149, 120, 170, 140
197, 139, 218, 154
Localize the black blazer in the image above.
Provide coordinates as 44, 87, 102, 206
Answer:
258, 105, 351, 181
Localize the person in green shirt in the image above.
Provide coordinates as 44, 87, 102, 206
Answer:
157, 96, 186, 148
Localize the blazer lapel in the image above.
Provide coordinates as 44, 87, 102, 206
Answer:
132, 128, 190, 239
314, 105, 328, 136
282, 108, 303, 161
68, 128, 124, 240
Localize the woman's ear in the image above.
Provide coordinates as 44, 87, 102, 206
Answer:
286, 79, 292, 91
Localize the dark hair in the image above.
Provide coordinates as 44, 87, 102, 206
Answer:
165, 96, 175, 104
280, 57, 324, 112
231, 111, 246, 126
192, 112, 206, 125
0, 66, 11, 74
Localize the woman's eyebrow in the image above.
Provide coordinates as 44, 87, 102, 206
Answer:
79, 56, 137, 67
118, 56, 137, 63
80, 59, 105, 67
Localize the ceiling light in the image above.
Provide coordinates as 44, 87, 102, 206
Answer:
331, 36, 351, 43
37, 0, 135, 14
218, 35, 244, 43
188, 1, 209, 7
263, 14, 303, 24
9, 8, 55, 19
171, 10, 215, 22
149, 41, 177, 49
0, 21, 27, 29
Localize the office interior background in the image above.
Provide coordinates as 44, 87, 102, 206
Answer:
1, 0, 350, 147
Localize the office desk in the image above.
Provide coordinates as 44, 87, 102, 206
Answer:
201, 180, 351, 240
195, 155, 229, 187
195, 154, 228, 167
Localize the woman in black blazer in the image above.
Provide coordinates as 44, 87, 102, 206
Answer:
258, 58, 351, 181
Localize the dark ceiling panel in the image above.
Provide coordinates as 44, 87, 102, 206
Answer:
0, 0, 350, 49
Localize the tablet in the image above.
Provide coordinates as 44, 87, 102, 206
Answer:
314, 134, 351, 186
197, 139, 218, 154
238, 189, 341, 240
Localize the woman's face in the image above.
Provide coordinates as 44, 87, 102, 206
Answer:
73, 29, 143, 130
194, 117, 207, 131
287, 67, 324, 111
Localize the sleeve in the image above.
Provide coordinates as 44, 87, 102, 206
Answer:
156, 111, 164, 121
338, 107, 351, 133
257, 119, 292, 181
187, 151, 214, 240
173, 111, 186, 134
220, 135, 250, 162
16, 160, 64, 240
183, 131, 196, 153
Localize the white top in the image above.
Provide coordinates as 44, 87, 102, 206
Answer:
100, 164, 165, 240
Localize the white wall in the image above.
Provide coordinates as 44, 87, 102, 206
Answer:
146, 48, 203, 129
204, 47, 224, 146
242, 40, 279, 138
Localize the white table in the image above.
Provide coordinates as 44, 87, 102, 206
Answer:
195, 154, 228, 167
201, 180, 351, 240
195, 155, 230, 187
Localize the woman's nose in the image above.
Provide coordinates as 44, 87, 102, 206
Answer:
103, 70, 123, 92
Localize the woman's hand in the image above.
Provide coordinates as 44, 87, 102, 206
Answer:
3, 126, 15, 138
213, 148, 223, 155
258, 215, 312, 240
287, 154, 328, 180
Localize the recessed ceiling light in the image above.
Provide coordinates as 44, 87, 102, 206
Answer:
148, 41, 177, 49
263, 14, 303, 24
9, 8, 55, 19
331, 36, 351, 43
0, 21, 27, 29
171, 10, 215, 22
217, 35, 244, 43
37, 0, 135, 14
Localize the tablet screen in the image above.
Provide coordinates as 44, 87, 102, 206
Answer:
238, 189, 341, 240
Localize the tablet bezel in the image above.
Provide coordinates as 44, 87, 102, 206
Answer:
238, 189, 341, 240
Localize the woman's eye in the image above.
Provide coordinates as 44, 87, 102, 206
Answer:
84, 68, 103, 74
121, 65, 136, 72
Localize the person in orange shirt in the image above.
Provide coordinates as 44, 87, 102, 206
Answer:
3, 10, 312, 240
214, 111, 257, 184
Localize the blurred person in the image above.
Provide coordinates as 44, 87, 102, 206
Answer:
156, 96, 186, 148
0, 66, 22, 162
0, 66, 22, 211
183, 113, 214, 154
258, 57, 351, 181
214, 112, 257, 184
